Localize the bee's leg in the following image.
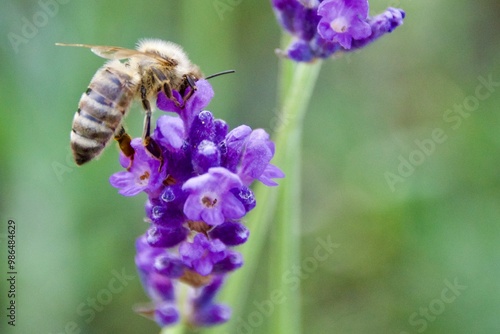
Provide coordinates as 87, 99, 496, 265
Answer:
140, 85, 164, 169
186, 74, 197, 90
151, 67, 179, 107
114, 126, 134, 168
181, 75, 198, 103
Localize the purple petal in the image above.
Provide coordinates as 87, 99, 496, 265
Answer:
225, 125, 252, 170
157, 90, 183, 113
183, 168, 243, 225
194, 276, 225, 306
317, 0, 371, 49
258, 163, 285, 186
230, 186, 256, 212
209, 239, 226, 253
220, 193, 246, 220
109, 171, 145, 196
146, 225, 188, 248
287, 40, 315, 62
237, 129, 275, 185
135, 235, 164, 273
193, 257, 213, 276
209, 222, 249, 246
201, 207, 225, 226
185, 80, 214, 116
155, 115, 185, 150
192, 304, 231, 326
350, 8, 406, 50
208, 167, 243, 189
155, 303, 179, 326
148, 272, 175, 301
212, 251, 244, 273
118, 152, 130, 168
183, 195, 205, 222
181, 80, 214, 130
192, 140, 221, 174
183, 172, 211, 192
213, 119, 228, 143
154, 253, 185, 278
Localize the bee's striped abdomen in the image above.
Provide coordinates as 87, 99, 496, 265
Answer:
71, 62, 138, 165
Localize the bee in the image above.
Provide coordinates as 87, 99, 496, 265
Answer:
56, 39, 203, 166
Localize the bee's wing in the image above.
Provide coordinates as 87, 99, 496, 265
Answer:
55, 43, 175, 65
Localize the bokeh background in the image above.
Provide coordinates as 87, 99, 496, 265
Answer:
1, 0, 499, 333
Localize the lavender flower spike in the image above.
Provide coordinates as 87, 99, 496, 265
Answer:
110, 79, 284, 329
271, 0, 406, 62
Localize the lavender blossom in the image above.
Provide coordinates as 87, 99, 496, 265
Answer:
271, 0, 405, 61
109, 138, 164, 197
110, 79, 284, 328
189, 276, 232, 326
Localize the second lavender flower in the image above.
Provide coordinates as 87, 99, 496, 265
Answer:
271, 0, 406, 61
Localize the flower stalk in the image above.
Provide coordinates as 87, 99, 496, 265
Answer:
268, 58, 323, 334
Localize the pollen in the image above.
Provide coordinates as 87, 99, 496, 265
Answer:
140, 171, 150, 181
330, 17, 349, 33
201, 196, 217, 208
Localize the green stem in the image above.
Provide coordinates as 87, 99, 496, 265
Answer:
268, 60, 322, 334
161, 323, 184, 334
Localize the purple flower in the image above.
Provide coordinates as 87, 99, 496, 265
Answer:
193, 140, 221, 174
154, 252, 185, 278
209, 221, 249, 246
154, 116, 185, 151
183, 167, 245, 226
146, 224, 188, 248
230, 186, 257, 212
237, 129, 283, 186
134, 236, 180, 326
135, 235, 164, 277
155, 303, 180, 327
317, 0, 371, 49
212, 250, 243, 273
271, 0, 406, 61
109, 138, 164, 197
189, 276, 231, 326
179, 233, 227, 276
224, 126, 285, 186
351, 7, 406, 49
111, 80, 284, 329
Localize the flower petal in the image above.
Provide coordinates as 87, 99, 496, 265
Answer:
155, 115, 185, 150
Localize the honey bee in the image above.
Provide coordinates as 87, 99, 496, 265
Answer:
56, 39, 203, 166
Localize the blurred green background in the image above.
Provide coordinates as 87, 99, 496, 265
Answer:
1, 0, 499, 333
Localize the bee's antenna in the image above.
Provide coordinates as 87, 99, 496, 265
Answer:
205, 70, 236, 80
